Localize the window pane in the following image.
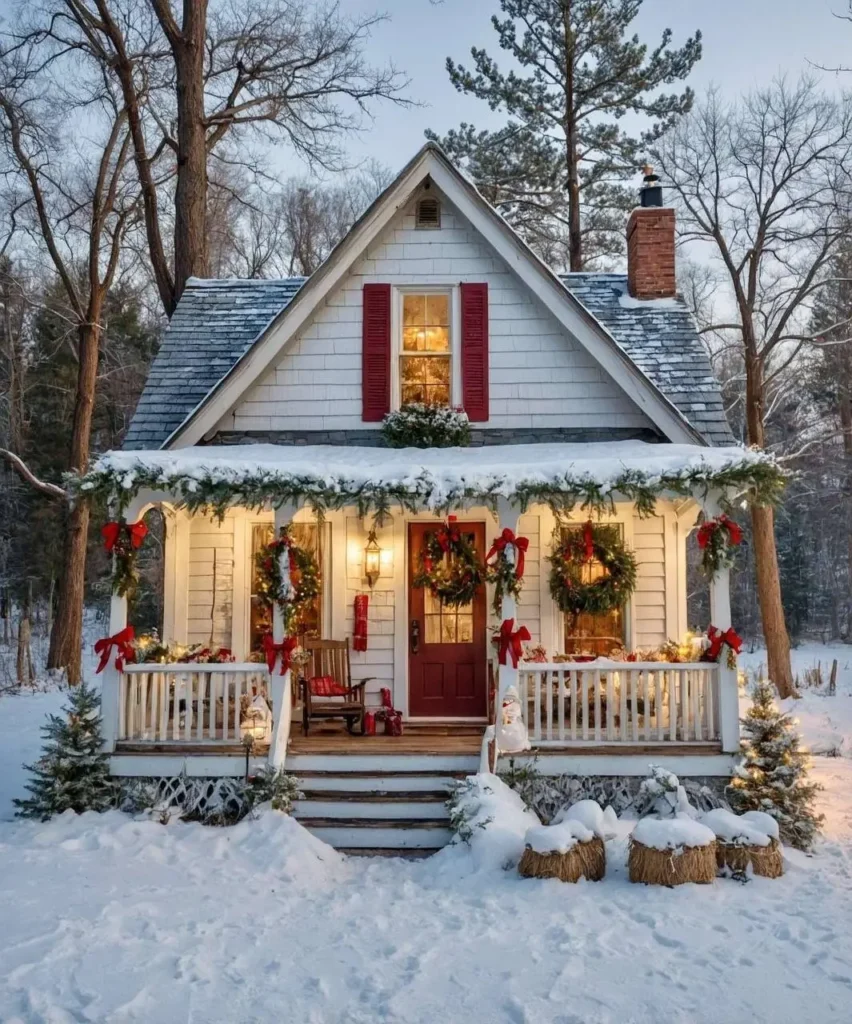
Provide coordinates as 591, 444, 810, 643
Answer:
403, 294, 425, 327
424, 356, 450, 386
424, 383, 450, 406
424, 326, 449, 352
401, 356, 427, 386
426, 293, 449, 326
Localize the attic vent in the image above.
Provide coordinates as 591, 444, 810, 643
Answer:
416, 196, 441, 229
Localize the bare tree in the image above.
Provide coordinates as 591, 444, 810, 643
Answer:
0, 36, 137, 682
38, 0, 408, 314
655, 77, 852, 696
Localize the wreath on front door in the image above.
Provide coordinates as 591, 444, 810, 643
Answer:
255, 527, 321, 633
548, 521, 637, 617
413, 520, 486, 608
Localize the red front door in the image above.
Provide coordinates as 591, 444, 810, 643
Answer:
408, 522, 487, 718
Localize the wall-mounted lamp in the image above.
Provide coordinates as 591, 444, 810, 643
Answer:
364, 529, 382, 588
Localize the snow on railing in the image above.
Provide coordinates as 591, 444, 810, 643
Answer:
117, 663, 270, 744
517, 662, 719, 746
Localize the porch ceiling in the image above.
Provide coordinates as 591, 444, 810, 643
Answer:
80, 440, 782, 518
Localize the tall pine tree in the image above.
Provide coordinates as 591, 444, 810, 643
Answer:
14, 682, 114, 820
427, 0, 702, 270
727, 679, 823, 851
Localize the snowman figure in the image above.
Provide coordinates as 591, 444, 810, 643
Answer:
497, 685, 530, 754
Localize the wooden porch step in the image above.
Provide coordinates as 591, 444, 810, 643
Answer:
296, 816, 450, 830
300, 789, 448, 803
339, 848, 443, 859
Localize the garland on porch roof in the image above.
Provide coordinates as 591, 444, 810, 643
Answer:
75, 450, 785, 523
254, 527, 320, 633
548, 521, 638, 617
413, 518, 486, 607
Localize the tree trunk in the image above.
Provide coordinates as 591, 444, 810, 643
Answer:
172, 0, 209, 303
745, 353, 795, 698
562, 1, 582, 272
47, 318, 101, 684
838, 383, 852, 637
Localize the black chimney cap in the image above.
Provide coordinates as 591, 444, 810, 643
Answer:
639, 164, 663, 208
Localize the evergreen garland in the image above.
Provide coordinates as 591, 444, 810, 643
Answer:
381, 404, 471, 448
727, 678, 824, 851
254, 527, 320, 633
413, 521, 486, 607
14, 682, 115, 821
697, 513, 743, 578
548, 523, 638, 616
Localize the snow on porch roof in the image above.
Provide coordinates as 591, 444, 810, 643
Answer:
80, 441, 783, 518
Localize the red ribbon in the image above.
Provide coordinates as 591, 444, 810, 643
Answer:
486, 528, 529, 579
583, 520, 595, 562
497, 618, 531, 669
697, 515, 743, 550
706, 625, 743, 661
263, 633, 299, 674
94, 626, 136, 673
102, 521, 148, 552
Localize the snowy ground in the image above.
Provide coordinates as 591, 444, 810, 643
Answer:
0, 648, 851, 1022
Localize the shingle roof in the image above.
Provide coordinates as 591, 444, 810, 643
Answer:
124, 271, 733, 450
123, 277, 305, 449
561, 274, 735, 446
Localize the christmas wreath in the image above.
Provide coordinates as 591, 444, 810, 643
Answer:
697, 514, 743, 578
548, 521, 638, 617
413, 519, 485, 607
485, 527, 529, 615
255, 527, 320, 633
102, 520, 148, 599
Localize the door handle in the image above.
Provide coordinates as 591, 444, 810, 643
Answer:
410, 618, 421, 655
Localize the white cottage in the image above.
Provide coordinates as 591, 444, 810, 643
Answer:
85, 144, 776, 852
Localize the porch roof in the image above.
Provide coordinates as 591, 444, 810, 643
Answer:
80, 440, 782, 518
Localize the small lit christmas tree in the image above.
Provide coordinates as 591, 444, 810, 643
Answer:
727, 678, 823, 851
14, 682, 115, 820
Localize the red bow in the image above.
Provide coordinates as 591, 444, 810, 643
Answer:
102, 521, 148, 552
486, 528, 529, 579
697, 515, 743, 550
706, 625, 743, 661
94, 626, 136, 673
263, 634, 299, 674
498, 618, 531, 669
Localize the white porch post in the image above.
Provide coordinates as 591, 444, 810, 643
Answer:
482, 497, 523, 772
99, 491, 153, 753
268, 502, 299, 768
703, 492, 740, 753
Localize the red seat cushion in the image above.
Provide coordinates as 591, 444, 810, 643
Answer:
309, 675, 349, 698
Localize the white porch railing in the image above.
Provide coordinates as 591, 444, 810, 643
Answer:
117, 663, 270, 744
517, 662, 720, 746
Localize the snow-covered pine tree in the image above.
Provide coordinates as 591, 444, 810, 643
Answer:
727, 678, 823, 851
14, 681, 115, 820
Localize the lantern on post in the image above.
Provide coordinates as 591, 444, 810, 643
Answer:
364, 529, 382, 589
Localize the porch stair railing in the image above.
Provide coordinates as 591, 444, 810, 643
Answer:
117, 663, 270, 744
517, 661, 720, 747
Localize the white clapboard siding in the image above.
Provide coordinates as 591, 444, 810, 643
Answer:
345, 516, 395, 703
632, 514, 667, 649
226, 192, 656, 435
187, 515, 234, 647
515, 513, 541, 643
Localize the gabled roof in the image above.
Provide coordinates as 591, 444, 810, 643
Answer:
124, 278, 304, 449
124, 142, 730, 451
561, 275, 735, 446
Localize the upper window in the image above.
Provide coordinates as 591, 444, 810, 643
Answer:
400, 292, 451, 407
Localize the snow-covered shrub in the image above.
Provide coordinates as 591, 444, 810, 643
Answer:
246, 766, 302, 813
727, 678, 824, 850
381, 404, 471, 448
635, 765, 697, 819
444, 773, 540, 871
14, 681, 115, 820
447, 776, 494, 844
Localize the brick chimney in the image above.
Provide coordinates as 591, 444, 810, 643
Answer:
626, 168, 676, 300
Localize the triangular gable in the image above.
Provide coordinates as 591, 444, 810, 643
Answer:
165, 143, 704, 449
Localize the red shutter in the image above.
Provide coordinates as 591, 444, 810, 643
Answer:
461, 282, 489, 422
362, 283, 391, 422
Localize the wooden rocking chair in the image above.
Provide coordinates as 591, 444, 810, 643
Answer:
299, 638, 374, 736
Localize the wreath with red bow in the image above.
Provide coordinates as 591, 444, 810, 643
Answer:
255, 527, 321, 633
697, 514, 743, 578
102, 521, 148, 600
548, 521, 637, 617
413, 520, 486, 607
485, 528, 529, 615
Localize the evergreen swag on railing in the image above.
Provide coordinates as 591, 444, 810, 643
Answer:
254, 527, 320, 633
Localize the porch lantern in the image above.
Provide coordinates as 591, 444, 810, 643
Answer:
240, 694, 272, 743
364, 529, 382, 588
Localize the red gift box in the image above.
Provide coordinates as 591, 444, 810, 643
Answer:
364, 711, 377, 736
383, 710, 403, 736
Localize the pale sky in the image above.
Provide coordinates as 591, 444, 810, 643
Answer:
334, 0, 852, 173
